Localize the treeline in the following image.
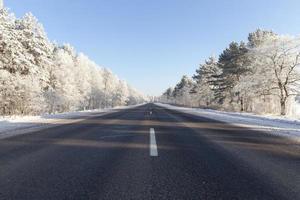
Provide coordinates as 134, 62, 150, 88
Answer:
0, 9, 145, 116
160, 29, 300, 116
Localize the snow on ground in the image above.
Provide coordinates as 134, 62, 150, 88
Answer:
155, 103, 300, 141
0, 104, 144, 140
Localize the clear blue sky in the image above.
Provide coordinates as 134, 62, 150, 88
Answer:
5, 0, 300, 96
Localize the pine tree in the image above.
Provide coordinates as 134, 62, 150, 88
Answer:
214, 41, 250, 111
192, 56, 220, 107
173, 75, 195, 106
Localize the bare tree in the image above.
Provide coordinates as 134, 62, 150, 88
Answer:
250, 36, 300, 115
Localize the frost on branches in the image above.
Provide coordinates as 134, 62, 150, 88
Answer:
0, 9, 145, 116
159, 29, 300, 117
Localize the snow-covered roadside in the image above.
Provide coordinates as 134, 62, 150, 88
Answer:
0, 104, 145, 140
155, 103, 300, 141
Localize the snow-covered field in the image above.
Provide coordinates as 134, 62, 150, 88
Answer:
0, 104, 144, 140
155, 103, 300, 142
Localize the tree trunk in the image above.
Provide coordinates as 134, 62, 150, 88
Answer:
240, 97, 244, 112
280, 99, 286, 115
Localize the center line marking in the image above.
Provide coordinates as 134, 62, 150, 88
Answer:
150, 128, 158, 157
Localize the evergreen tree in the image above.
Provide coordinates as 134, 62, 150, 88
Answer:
214, 42, 250, 111
192, 56, 220, 107
173, 75, 195, 106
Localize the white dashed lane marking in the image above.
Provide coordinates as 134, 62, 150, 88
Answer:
150, 128, 158, 157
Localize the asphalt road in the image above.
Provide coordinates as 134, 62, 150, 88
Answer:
0, 103, 299, 200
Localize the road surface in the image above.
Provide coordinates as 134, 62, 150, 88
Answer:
0, 103, 299, 200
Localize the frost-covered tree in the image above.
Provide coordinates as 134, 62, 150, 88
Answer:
87, 65, 105, 109
229, 30, 280, 113
160, 87, 174, 104
248, 36, 300, 115
248, 29, 277, 48
0, 9, 144, 116
112, 80, 129, 107
214, 42, 250, 111
127, 87, 146, 105
172, 75, 195, 106
0, 9, 33, 75
0, 9, 45, 115
74, 53, 94, 109
192, 56, 219, 107
160, 29, 300, 117
16, 13, 54, 83
101, 68, 115, 108
46, 45, 79, 112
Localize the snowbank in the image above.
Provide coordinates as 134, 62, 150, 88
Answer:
155, 103, 300, 141
0, 104, 144, 139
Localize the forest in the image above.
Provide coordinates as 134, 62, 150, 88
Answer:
160, 29, 300, 117
0, 9, 145, 116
